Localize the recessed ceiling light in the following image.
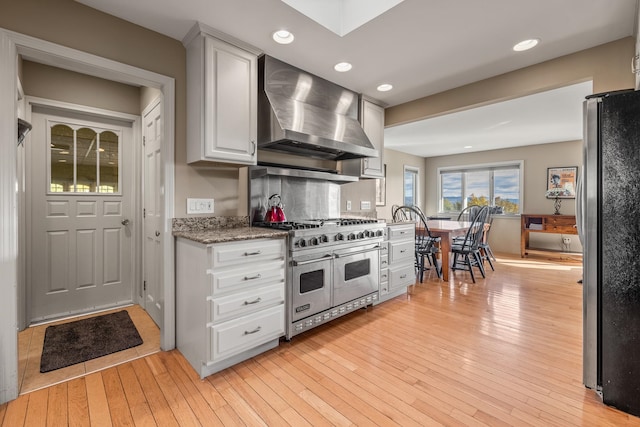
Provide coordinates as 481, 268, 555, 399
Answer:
273, 30, 295, 44
377, 83, 393, 92
464, 145, 473, 149
513, 38, 540, 52
334, 62, 352, 72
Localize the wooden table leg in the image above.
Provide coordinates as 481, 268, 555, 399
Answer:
439, 235, 451, 282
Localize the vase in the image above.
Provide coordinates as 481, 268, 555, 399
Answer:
553, 197, 561, 215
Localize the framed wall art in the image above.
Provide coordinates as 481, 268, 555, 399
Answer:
546, 166, 578, 199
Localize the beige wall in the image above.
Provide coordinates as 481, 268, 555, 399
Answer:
22, 61, 141, 114
386, 37, 635, 127
374, 148, 426, 220
4, 2, 636, 222
381, 37, 634, 255
0, 0, 208, 216
424, 140, 583, 254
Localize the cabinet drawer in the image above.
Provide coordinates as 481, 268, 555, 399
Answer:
388, 224, 414, 240
211, 239, 284, 268
210, 260, 285, 295
208, 283, 284, 323
390, 240, 414, 263
208, 305, 284, 363
545, 217, 575, 227
389, 263, 415, 289
547, 225, 576, 234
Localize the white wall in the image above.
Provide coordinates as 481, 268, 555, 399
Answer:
375, 148, 426, 220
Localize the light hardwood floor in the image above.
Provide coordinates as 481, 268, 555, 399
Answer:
18, 304, 160, 395
2, 254, 640, 426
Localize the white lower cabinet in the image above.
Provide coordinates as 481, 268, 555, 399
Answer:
176, 237, 286, 378
378, 223, 415, 303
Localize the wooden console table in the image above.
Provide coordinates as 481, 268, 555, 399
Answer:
521, 214, 578, 258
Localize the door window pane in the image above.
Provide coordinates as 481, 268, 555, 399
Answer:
50, 124, 74, 192
76, 127, 98, 192
48, 121, 121, 194
99, 131, 119, 193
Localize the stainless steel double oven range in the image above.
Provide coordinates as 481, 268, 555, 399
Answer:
257, 219, 385, 338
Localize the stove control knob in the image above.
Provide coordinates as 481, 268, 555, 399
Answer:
335, 233, 344, 241
309, 237, 319, 246
320, 235, 329, 243
347, 233, 356, 241
298, 239, 307, 247
365, 230, 373, 238
376, 230, 384, 237
357, 232, 365, 239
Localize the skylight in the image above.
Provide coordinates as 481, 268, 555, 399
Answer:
281, 0, 405, 37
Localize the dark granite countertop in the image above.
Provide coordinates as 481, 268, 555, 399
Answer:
173, 226, 288, 244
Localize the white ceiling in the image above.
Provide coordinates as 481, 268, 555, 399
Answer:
384, 81, 594, 157
75, 0, 637, 156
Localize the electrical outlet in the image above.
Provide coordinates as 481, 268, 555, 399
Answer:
361, 201, 371, 210
563, 237, 571, 244
346, 200, 352, 211
187, 198, 214, 214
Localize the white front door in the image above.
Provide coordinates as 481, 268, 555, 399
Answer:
143, 99, 163, 328
28, 106, 135, 323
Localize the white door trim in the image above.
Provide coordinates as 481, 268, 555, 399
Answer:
0, 27, 176, 404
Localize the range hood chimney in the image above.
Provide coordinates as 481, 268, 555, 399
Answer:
257, 55, 378, 161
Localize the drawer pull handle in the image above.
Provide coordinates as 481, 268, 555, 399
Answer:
244, 250, 262, 256
400, 249, 407, 253
244, 274, 262, 281
243, 297, 262, 305
399, 231, 407, 234
244, 326, 262, 335
400, 274, 407, 279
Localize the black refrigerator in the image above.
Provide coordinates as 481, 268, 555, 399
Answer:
581, 89, 640, 417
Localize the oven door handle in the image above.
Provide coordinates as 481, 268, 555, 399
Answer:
334, 245, 381, 258
291, 254, 333, 266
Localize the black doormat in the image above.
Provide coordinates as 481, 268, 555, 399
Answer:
40, 310, 143, 373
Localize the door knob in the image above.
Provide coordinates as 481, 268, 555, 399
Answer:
121, 219, 130, 226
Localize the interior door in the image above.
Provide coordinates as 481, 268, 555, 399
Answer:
143, 99, 163, 328
28, 106, 134, 323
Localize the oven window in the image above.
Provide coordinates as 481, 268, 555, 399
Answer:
300, 270, 324, 293
344, 259, 370, 281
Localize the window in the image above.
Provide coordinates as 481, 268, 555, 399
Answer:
49, 121, 121, 194
403, 166, 419, 206
438, 161, 523, 214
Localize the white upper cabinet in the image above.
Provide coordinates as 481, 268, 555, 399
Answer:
184, 24, 260, 165
342, 97, 385, 178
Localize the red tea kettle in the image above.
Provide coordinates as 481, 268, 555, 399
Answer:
264, 194, 286, 223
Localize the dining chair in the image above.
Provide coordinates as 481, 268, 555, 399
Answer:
392, 205, 442, 281
451, 205, 489, 283
478, 206, 500, 271
456, 204, 482, 222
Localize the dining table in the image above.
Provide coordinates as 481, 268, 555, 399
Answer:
423, 220, 473, 282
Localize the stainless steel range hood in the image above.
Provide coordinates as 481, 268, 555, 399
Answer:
258, 55, 378, 161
